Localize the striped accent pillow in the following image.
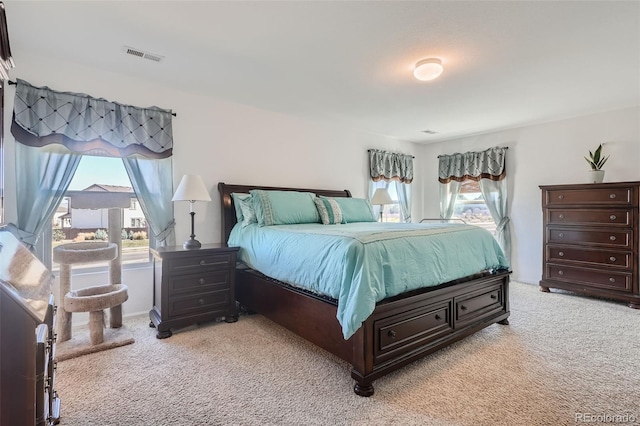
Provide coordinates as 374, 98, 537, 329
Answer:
314, 197, 343, 225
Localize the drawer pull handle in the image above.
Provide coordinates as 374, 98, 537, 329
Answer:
388, 330, 397, 338
435, 314, 442, 321
558, 251, 564, 257
609, 193, 616, 199
609, 277, 616, 283
558, 270, 564, 276
460, 305, 468, 311
558, 194, 564, 200
558, 233, 564, 238
490, 294, 497, 300
558, 214, 565, 219
609, 236, 616, 241
609, 256, 617, 262
610, 215, 617, 221
199, 260, 206, 266
198, 298, 205, 305
198, 278, 205, 285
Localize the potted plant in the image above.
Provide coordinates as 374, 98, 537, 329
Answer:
584, 144, 609, 183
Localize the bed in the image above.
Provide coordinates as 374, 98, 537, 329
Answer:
218, 182, 511, 396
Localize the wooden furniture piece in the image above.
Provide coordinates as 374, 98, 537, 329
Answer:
218, 182, 511, 396
149, 243, 240, 338
539, 181, 640, 308
0, 229, 61, 425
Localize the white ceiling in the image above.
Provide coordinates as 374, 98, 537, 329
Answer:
5, 1, 640, 144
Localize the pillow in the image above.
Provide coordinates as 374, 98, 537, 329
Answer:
250, 189, 320, 226
231, 193, 257, 227
314, 197, 343, 225
322, 196, 377, 223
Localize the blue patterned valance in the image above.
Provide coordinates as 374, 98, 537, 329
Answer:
438, 147, 507, 183
369, 149, 414, 183
11, 79, 173, 159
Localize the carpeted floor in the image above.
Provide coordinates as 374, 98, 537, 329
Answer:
55, 282, 639, 426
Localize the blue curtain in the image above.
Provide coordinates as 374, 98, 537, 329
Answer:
12, 143, 81, 251
123, 156, 175, 247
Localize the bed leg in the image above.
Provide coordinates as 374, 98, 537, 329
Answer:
354, 381, 374, 397
497, 318, 509, 325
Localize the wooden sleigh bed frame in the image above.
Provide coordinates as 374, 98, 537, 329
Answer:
218, 182, 511, 396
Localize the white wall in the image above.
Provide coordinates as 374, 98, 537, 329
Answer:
4, 52, 417, 322
417, 107, 640, 285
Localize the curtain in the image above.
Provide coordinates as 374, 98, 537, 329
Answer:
123, 156, 175, 247
12, 143, 81, 251
368, 149, 413, 222
10, 79, 175, 257
437, 146, 510, 260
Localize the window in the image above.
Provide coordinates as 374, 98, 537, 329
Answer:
51, 156, 151, 271
370, 180, 409, 223
451, 180, 496, 234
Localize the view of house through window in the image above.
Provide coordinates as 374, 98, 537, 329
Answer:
51, 156, 150, 271
451, 180, 496, 234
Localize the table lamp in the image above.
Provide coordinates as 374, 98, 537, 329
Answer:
172, 175, 211, 249
371, 187, 393, 222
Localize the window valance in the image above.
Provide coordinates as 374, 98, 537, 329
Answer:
438, 147, 506, 183
11, 79, 173, 159
369, 149, 414, 183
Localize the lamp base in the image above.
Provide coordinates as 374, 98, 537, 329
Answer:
183, 238, 202, 250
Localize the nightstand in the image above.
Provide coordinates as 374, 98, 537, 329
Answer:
149, 243, 239, 338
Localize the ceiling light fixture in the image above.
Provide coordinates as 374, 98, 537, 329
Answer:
413, 58, 443, 81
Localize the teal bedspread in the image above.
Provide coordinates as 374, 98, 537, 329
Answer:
228, 222, 509, 339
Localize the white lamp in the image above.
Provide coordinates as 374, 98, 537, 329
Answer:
413, 58, 444, 81
172, 175, 211, 249
371, 188, 393, 222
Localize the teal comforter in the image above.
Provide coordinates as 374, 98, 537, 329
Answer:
228, 222, 509, 339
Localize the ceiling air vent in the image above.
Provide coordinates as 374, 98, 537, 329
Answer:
421, 129, 438, 135
123, 46, 164, 63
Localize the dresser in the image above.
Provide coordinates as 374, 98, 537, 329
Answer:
539, 182, 640, 308
149, 244, 240, 338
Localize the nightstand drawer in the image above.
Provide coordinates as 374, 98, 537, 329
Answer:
168, 289, 231, 318
167, 253, 233, 273
169, 270, 231, 296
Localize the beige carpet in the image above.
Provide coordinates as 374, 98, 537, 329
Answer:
55, 325, 135, 362
55, 282, 639, 426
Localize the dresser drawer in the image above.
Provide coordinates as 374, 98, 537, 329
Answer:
544, 187, 634, 207
547, 209, 632, 227
546, 264, 632, 292
454, 284, 505, 328
168, 270, 231, 296
546, 245, 632, 269
374, 300, 453, 363
167, 253, 233, 274
547, 227, 632, 248
168, 289, 231, 318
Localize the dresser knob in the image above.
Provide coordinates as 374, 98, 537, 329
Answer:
198, 278, 205, 285
388, 330, 397, 338
558, 270, 564, 276
609, 277, 616, 283
198, 298, 205, 305
558, 194, 564, 200
558, 251, 564, 257
609, 256, 617, 262
490, 294, 498, 300
610, 215, 617, 221
199, 260, 206, 266
609, 193, 616, 199
609, 236, 616, 241
435, 314, 442, 321
558, 214, 565, 219
558, 233, 564, 238
460, 305, 468, 311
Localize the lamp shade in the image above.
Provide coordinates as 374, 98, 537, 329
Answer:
371, 188, 393, 206
172, 175, 212, 202
413, 58, 443, 81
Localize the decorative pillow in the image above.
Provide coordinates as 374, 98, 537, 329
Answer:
231, 193, 257, 227
322, 196, 377, 223
314, 197, 343, 225
250, 189, 320, 226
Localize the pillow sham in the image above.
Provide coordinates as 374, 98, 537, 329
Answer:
250, 189, 320, 226
321, 196, 377, 223
231, 193, 257, 227
314, 197, 343, 225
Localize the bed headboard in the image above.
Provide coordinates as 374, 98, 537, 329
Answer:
217, 182, 352, 246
